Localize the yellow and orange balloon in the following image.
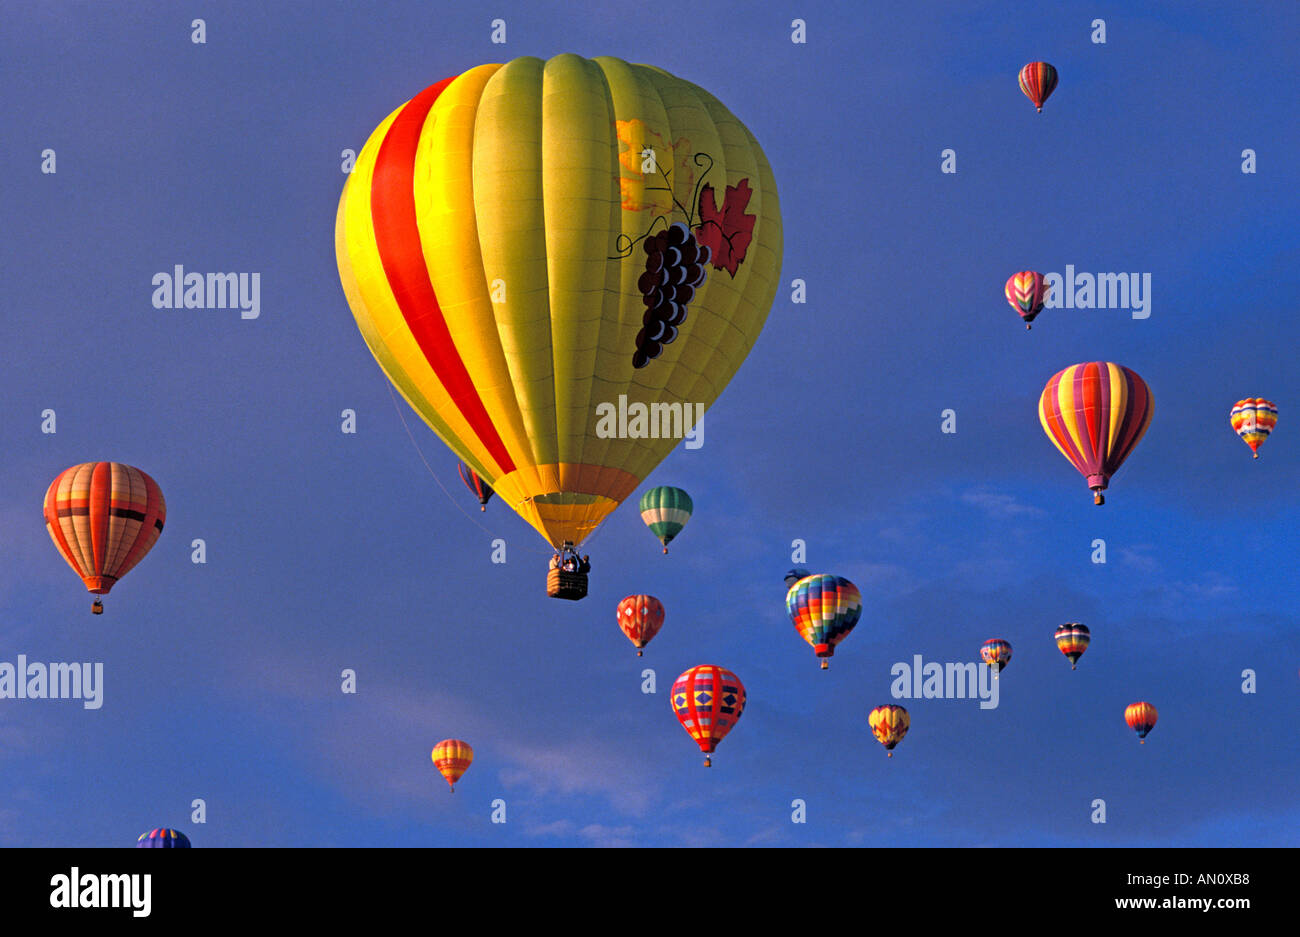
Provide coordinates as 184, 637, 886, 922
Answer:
431, 739, 473, 792
43, 462, 166, 613
336, 54, 782, 549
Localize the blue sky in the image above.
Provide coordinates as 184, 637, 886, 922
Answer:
1, 0, 1297, 847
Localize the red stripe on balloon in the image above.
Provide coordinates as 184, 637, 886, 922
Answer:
369, 78, 517, 475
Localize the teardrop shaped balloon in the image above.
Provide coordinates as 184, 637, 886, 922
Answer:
1039, 362, 1153, 504
1005, 271, 1047, 329
136, 828, 190, 848
785, 574, 861, 669
44, 462, 166, 613
671, 665, 745, 766
1124, 701, 1157, 743
457, 461, 494, 510
431, 739, 474, 791
1230, 398, 1277, 459
1019, 62, 1058, 112
616, 594, 664, 656
336, 55, 781, 551
1054, 622, 1090, 669
980, 638, 1012, 673
868, 704, 909, 757
639, 485, 693, 553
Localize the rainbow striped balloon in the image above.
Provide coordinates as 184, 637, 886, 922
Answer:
1054, 623, 1090, 670
1039, 362, 1153, 504
1005, 271, 1048, 328
136, 828, 190, 848
1229, 398, 1277, 458
980, 638, 1013, 673
786, 574, 862, 669
1019, 62, 1058, 112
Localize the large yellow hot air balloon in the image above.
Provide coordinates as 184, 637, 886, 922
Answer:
336, 55, 782, 550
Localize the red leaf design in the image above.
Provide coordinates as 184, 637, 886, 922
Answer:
696, 179, 756, 277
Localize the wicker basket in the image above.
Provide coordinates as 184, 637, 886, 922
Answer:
547, 568, 588, 601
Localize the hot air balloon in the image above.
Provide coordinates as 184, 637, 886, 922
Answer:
136, 829, 190, 848
1054, 622, 1090, 669
336, 55, 781, 595
44, 462, 166, 614
1124, 702, 1157, 743
1230, 399, 1277, 459
431, 739, 474, 791
640, 486, 693, 554
1039, 362, 1153, 504
783, 567, 811, 588
671, 665, 745, 766
869, 705, 909, 757
616, 594, 664, 656
786, 574, 861, 669
1005, 271, 1048, 329
1019, 62, 1058, 112
980, 638, 1012, 674
457, 461, 494, 510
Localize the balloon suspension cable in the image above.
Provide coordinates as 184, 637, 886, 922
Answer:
386, 384, 551, 556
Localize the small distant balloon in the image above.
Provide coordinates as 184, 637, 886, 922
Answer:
1124, 702, 1157, 743
640, 486, 693, 554
1054, 622, 1090, 669
432, 739, 474, 791
869, 705, 909, 757
1230, 399, 1277, 459
137, 829, 190, 848
1005, 271, 1047, 329
616, 594, 665, 656
980, 639, 1012, 674
783, 567, 811, 588
1019, 62, 1058, 112
458, 461, 494, 510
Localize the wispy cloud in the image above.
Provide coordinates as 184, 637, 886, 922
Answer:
960, 488, 1045, 519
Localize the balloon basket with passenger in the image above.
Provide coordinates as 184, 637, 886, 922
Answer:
547, 542, 589, 601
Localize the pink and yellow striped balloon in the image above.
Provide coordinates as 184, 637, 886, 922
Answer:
1039, 362, 1153, 505
1005, 271, 1047, 329
431, 739, 474, 792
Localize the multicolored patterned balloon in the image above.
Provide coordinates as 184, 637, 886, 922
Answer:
1005, 271, 1048, 329
639, 486, 693, 553
1229, 398, 1277, 458
1019, 62, 1058, 112
431, 739, 474, 791
1039, 362, 1153, 504
136, 828, 190, 848
671, 665, 746, 766
1124, 702, 1158, 743
1054, 623, 1090, 670
458, 461, 494, 510
616, 594, 665, 656
44, 462, 166, 613
786, 574, 862, 669
869, 705, 909, 757
980, 638, 1013, 673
